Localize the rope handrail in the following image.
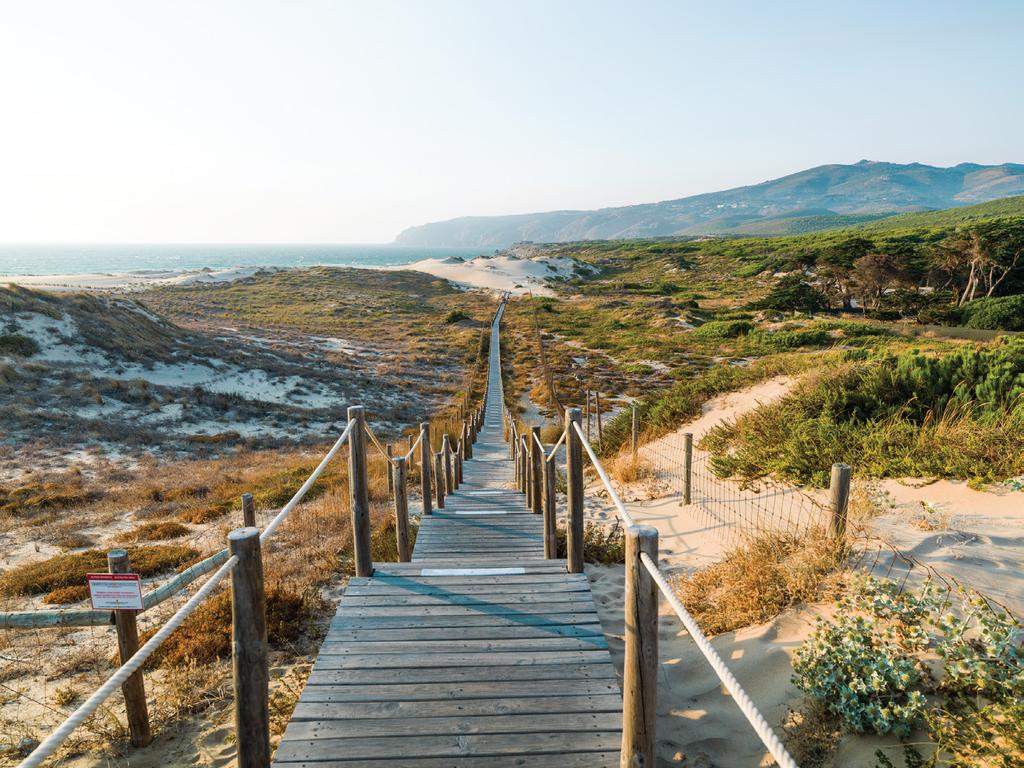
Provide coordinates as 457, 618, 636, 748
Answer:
363, 422, 395, 466
531, 430, 545, 452
638, 551, 798, 768
570, 419, 797, 768
18, 419, 357, 768
545, 427, 567, 462
571, 420, 636, 527
403, 430, 423, 463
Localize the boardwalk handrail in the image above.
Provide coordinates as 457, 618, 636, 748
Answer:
564, 416, 799, 768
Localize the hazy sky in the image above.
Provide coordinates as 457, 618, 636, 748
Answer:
1, 1, 1021, 243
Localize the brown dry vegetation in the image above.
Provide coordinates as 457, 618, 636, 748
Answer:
673, 529, 844, 635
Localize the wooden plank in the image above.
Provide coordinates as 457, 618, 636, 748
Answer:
321, 624, 605, 642
298, 678, 620, 702
291, 693, 622, 720
312, 650, 612, 669
275, 731, 622, 762
305, 662, 619, 686
272, 751, 620, 767
281, 711, 622, 739
338, 593, 593, 607
328, 613, 603, 630
317, 636, 608, 654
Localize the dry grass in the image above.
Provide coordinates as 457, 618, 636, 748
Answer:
673, 529, 844, 634
782, 700, 842, 768
124, 521, 191, 541
0, 545, 200, 598
609, 453, 654, 485
555, 521, 626, 564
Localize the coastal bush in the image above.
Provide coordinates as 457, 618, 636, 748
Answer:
555, 521, 626, 564
794, 575, 1023, 765
0, 334, 39, 357
961, 294, 1024, 331
704, 338, 1024, 485
692, 319, 754, 340
444, 309, 471, 324
752, 275, 829, 313
125, 521, 190, 541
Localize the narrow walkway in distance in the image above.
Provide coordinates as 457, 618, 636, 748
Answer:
272, 301, 623, 767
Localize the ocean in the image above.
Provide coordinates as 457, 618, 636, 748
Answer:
0, 243, 490, 276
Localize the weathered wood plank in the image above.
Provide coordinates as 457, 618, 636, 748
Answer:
273, 750, 620, 767
305, 662, 619, 686
298, 678, 620, 702
291, 693, 622, 720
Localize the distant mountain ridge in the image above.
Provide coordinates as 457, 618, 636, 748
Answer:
394, 161, 1024, 247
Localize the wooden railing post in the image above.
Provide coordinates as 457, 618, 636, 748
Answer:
241, 493, 255, 527
566, 407, 584, 574
434, 451, 445, 509
622, 525, 658, 767
442, 434, 454, 494
521, 437, 530, 506
828, 463, 852, 541
347, 406, 373, 577
407, 433, 416, 470
462, 420, 472, 460
530, 426, 542, 515
229, 527, 270, 768
393, 456, 411, 562
683, 433, 693, 506
543, 457, 557, 558
107, 549, 152, 748
596, 390, 604, 448
420, 422, 432, 516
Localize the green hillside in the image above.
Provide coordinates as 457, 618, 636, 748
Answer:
851, 194, 1024, 233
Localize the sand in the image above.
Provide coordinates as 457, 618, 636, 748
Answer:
1, 266, 271, 292
399, 253, 588, 295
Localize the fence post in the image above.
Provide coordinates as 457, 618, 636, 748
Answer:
347, 406, 373, 577
521, 437, 530, 503
393, 456, 411, 562
420, 422, 432, 516
229, 527, 270, 768
566, 407, 584, 574
596, 390, 604, 448
408, 433, 416, 470
622, 525, 659, 768
683, 433, 693, 506
107, 549, 152, 748
386, 443, 394, 496
241, 493, 255, 527
463, 420, 472, 460
530, 426, 542, 515
828, 463, 852, 541
631, 404, 639, 460
455, 442, 463, 487
434, 451, 445, 509
585, 389, 592, 441
442, 434, 453, 494
543, 457, 557, 558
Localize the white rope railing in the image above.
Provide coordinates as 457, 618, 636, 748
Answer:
363, 422, 395, 466
403, 430, 423, 462
639, 552, 799, 768
545, 427, 567, 461
571, 419, 798, 768
18, 419, 357, 768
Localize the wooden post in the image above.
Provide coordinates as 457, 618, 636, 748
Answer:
420, 422, 432, 516
386, 443, 394, 496
543, 457, 557, 558
442, 434, 453, 495
347, 405, 373, 577
530, 426, 542, 515
229, 528, 270, 768
393, 457, 411, 562
521, 437, 529, 499
456, 441, 464, 484
566, 407, 584, 574
107, 550, 152, 747
828, 463, 852, 541
622, 525, 659, 768
585, 389, 592, 441
434, 451, 445, 509
683, 433, 693, 506
631, 404, 639, 460
407, 433, 416, 470
241, 493, 255, 528
462, 420, 472, 460
596, 390, 604, 447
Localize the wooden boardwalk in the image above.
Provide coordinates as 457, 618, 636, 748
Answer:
273, 307, 622, 766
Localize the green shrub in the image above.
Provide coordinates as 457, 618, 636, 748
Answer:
752, 275, 828, 313
961, 295, 1024, 331
445, 309, 471, 324
794, 575, 1023, 764
0, 334, 39, 357
692, 319, 755, 340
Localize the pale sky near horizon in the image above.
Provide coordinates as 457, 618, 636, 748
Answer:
1, 1, 1021, 244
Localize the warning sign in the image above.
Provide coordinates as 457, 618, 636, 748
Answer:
86, 573, 144, 611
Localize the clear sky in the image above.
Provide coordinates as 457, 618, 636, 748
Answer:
0, 0, 1021, 243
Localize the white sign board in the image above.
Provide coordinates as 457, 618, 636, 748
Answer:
87, 573, 144, 611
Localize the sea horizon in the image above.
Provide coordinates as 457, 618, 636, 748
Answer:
0, 242, 491, 277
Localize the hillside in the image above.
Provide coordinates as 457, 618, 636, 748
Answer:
394, 161, 1024, 247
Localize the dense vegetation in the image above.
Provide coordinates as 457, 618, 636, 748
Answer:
703, 338, 1024, 486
